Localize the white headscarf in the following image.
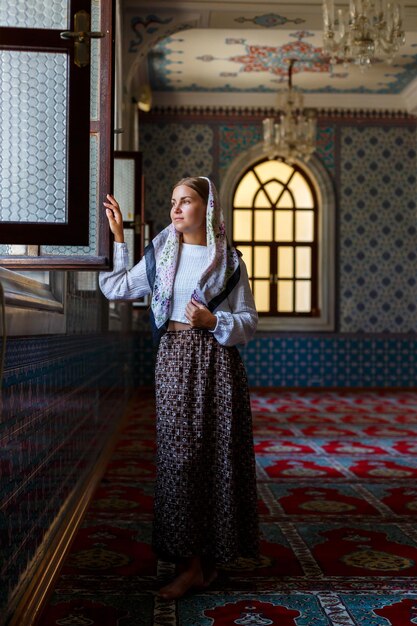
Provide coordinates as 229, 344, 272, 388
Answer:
150, 177, 240, 329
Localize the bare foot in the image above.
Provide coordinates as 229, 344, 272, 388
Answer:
158, 566, 204, 600
195, 566, 218, 589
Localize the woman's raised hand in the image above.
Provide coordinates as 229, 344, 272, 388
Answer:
103, 194, 124, 243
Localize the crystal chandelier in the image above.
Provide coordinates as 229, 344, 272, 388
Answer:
322, 0, 406, 68
263, 60, 317, 163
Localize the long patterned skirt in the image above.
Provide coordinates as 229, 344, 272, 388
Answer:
152, 329, 259, 564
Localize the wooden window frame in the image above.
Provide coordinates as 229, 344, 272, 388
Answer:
221, 144, 335, 332
0, 0, 114, 270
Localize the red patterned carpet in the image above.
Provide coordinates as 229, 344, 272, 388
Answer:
37, 390, 417, 625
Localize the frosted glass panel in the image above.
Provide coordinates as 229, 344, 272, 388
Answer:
278, 281, 293, 312
296, 280, 311, 312
0, 0, 68, 28
114, 159, 135, 221
76, 272, 97, 291
275, 211, 293, 241
254, 280, 270, 312
15, 270, 50, 284
123, 228, 135, 269
41, 135, 98, 255
234, 171, 258, 207
254, 211, 273, 241
233, 210, 252, 241
254, 190, 271, 209
239, 246, 253, 277
264, 181, 283, 205
254, 160, 293, 184
90, 0, 101, 121
289, 172, 314, 208
295, 211, 314, 242
277, 190, 293, 208
296, 247, 312, 278
0, 244, 27, 255
254, 247, 270, 278
278, 247, 294, 278
0, 51, 68, 223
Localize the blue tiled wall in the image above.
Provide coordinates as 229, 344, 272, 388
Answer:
132, 331, 417, 388
0, 281, 135, 623
240, 335, 417, 388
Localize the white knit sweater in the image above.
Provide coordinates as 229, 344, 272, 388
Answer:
169, 243, 209, 323
99, 242, 258, 346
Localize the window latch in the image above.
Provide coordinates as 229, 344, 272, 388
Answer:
61, 10, 105, 68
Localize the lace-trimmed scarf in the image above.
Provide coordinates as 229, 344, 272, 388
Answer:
144, 177, 241, 336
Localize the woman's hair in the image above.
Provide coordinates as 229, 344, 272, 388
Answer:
172, 177, 209, 206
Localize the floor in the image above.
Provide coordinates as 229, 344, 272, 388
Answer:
37, 389, 417, 625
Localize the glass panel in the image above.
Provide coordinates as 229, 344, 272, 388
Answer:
90, 0, 100, 121
41, 135, 99, 255
254, 160, 293, 184
0, 244, 27, 255
254, 210, 273, 241
296, 280, 311, 312
275, 210, 293, 241
0, 51, 68, 223
278, 281, 294, 312
234, 171, 259, 208
264, 181, 283, 205
254, 190, 271, 209
254, 280, 270, 312
76, 272, 97, 291
296, 247, 312, 278
114, 158, 135, 221
277, 190, 293, 208
254, 247, 270, 278
278, 247, 294, 278
295, 211, 314, 242
0, 0, 68, 29
289, 172, 314, 208
144, 223, 151, 248
15, 270, 50, 284
233, 210, 252, 241
123, 228, 135, 269
238, 245, 253, 277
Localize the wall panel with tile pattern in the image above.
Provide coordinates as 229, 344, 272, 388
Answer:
0, 275, 136, 623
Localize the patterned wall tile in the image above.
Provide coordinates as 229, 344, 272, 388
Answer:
140, 124, 213, 233
316, 126, 336, 173
239, 335, 417, 388
340, 126, 417, 332
0, 269, 136, 623
219, 125, 261, 177
133, 332, 417, 388
219, 125, 335, 178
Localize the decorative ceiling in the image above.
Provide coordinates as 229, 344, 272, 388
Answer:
123, 1, 417, 111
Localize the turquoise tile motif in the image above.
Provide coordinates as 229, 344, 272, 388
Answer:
219, 125, 261, 175
140, 123, 213, 233
340, 126, 417, 332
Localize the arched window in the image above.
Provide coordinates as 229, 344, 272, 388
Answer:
221, 148, 335, 332
233, 158, 319, 317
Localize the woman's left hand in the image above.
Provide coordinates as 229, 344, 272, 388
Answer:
185, 298, 217, 330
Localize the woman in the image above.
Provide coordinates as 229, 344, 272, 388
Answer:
99, 176, 259, 600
